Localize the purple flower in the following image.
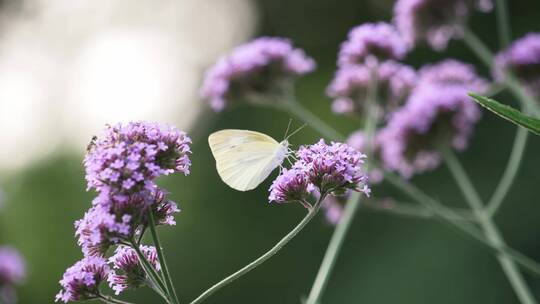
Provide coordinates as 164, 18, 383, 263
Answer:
393, 0, 492, 50
149, 189, 181, 226
378, 84, 482, 178
495, 33, 540, 97
327, 61, 417, 117
84, 121, 192, 197
418, 59, 490, 90
108, 245, 160, 295
200, 37, 316, 111
322, 194, 346, 225
269, 168, 311, 203
0, 247, 25, 286
77, 188, 180, 256
346, 131, 384, 184
296, 140, 370, 195
75, 204, 133, 257
338, 22, 409, 67
55, 257, 110, 303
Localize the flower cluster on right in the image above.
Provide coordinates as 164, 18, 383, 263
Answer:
200, 0, 540, 226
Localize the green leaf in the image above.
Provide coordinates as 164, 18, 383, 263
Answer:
469, 93, 540, 136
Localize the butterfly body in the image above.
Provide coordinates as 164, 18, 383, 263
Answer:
208, 129, 289, 191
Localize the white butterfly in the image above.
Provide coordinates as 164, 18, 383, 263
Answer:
208, 129, 292, 191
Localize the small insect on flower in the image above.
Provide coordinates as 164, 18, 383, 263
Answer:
86, 136, 97, 153
208, 126, 303, 191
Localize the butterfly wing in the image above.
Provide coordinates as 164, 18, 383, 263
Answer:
208, 129, 287, 191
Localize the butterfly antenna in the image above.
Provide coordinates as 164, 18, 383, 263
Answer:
285, 123, 307, 141
283, 119, 293, 139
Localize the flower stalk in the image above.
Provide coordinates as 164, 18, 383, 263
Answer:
128, 240, 170, 303
305, 72, 379, 304
189, 194, 328, 304
148, 211, 180, 304
443, 149, 537, 304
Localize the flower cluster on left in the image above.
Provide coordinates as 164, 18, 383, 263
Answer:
56, 121, 192, 303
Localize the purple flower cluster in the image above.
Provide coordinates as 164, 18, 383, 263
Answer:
56, 257, 110, 303
84, 122, 191, 198
338, 22, 409, 67
0, 247, 25, 286
378, 60, 487, 178
269, 140, 370, 204
327, 61, 417, 116
393, 0, 492, 50
200, 37, 316, 111
495, 33, 540, 97
57, 121, 191, 302
108, 246, 160, 295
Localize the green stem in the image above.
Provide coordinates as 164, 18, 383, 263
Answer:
148, 212, 180, 304
362, 199, 476, 221
283, 100, 345, 142
495, 0, 511, 48
97, 294, 135, 304
443, 149, 537, 304
381, 167, 540, 277
129, 240, 170, 303
485, 126, 528, 216
189, 195, 328, 304
305, 70, 378, 304
305, 192, 361, 304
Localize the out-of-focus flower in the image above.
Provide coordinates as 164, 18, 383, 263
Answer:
495, 33, 540, 97
418, 59, 490, 90
108, 245, 160, 295
200, 37, 316, 111
378, 84, 482, 178
393, 0, 493, 51
321, 194, 346, 225
296, 140, 370, 195
327, 61, 417, 117
347, 131, 384, 184
55, 257, 110, 303
338, 22, 409, 67
0, 247, 25, 286
269, 168, 311, 203
84, 121, 192, 198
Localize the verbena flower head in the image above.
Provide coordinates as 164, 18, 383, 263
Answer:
55, 257, 110, 303
296, 139, 370, 195
0, 247, 25, 286
77, 188, 180, 256
84, 121, 192, 198
327, 61, 417, 117
338, 22, 409, 67
108, 245, 160, 295
75, 204, 132, 257
418, 59, 489, 89
393, 0, 493, 50
495, 33, 540, 97
200, 37, 316, 111
268, 168, 311, 203
347, 131, 384, 184
378, 85, 482, 178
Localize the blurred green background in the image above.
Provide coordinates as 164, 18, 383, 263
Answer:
1, 0, 540, 303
